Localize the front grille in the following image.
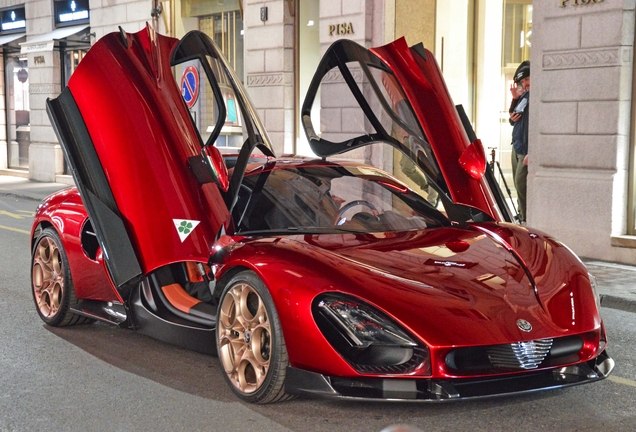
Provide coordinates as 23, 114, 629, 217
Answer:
445, 336, 583, 374
486, 339, 553, 370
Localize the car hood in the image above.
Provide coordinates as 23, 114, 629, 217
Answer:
237, 226, 599, 348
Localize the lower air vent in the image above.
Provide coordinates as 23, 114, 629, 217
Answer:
354, 346, 430, 374
487, 339, 553, 370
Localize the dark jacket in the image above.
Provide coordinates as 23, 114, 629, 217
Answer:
509, 91, 529, 155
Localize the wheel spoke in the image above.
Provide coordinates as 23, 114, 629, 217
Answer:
254, 298, 268, 325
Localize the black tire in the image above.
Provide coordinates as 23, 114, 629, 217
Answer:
31, 227, 91, 326
216, 270, 292, 403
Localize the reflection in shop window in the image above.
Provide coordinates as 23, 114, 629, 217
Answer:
5, 56, 29, 169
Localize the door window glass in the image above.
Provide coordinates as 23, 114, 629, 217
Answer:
173, 56, 245, 148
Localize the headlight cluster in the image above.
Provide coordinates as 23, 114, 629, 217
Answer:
313, 294, 430, 375
589, 273, 601, 312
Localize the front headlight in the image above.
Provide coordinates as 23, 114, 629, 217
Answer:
313, 294, 430, 375
589, 273, 601, 312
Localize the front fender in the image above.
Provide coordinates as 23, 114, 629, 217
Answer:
32, 188, 120, 303
214, 236, 362, 377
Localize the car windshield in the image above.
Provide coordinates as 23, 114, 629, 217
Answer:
232, 161, 449, 235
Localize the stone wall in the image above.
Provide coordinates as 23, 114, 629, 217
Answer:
244, 0, 295, 155
529, 0, 636, 264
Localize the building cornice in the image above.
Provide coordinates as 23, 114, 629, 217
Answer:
543, 47, 631, 70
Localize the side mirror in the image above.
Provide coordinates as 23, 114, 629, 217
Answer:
458, 139, 486, 180
202, 145, 229, 192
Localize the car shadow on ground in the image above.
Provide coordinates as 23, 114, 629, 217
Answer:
44, 321, 238, 403
44, 319, 568, 425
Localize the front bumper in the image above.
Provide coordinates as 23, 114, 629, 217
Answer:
285, 350, 614, 401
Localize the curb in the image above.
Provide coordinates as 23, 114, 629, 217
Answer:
600, 294, 636, 314
0, 191, 46, 202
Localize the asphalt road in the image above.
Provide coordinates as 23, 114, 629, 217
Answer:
1, 194, 636, 432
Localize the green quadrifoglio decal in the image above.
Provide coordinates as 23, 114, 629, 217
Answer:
173, 219, 201, 242
178, 221, 193, 234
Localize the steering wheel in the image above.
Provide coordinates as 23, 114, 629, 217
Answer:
335, 200, 378, 225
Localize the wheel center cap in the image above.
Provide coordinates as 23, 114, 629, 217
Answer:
244, 331, 251, 343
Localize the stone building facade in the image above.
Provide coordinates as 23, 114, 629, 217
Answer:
529, 0, 636, 263
0, 0, 152, 183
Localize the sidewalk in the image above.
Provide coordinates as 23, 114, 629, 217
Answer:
0, 175, 72, 202
583, 261, 636, 314
2, 175, 635, 313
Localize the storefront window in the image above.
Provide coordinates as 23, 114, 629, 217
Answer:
4, 55, 29, 169
63, 48, 86, 85
296, 0, 320, 156
199, 11, 244, 81
502, 0, 532, 121
500, 0, 532, 204
181, 0, 244, 81
433, 0, 475, 121
503, 1, 532, 68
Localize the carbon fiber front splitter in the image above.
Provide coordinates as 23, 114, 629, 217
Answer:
284, 350, 614, 401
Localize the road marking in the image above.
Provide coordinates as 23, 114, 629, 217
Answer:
608, 375, 636, 388
0, 210, 25, 219
0, 224, 30, 235
17, 210, 35, 215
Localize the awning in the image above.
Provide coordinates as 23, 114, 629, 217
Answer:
0, 32, 26, 46
20, 25, 89, 54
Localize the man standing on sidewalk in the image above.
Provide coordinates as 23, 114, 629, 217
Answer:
509, 61, 530, 223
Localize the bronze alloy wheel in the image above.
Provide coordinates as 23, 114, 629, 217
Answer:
32, 235, 64, 318
31, 227, 87, 327
217, 271, 291, 403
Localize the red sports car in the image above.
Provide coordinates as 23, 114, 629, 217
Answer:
31, 26, 613, 403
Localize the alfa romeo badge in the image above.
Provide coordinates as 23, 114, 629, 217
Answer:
516, 319, 532, 332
